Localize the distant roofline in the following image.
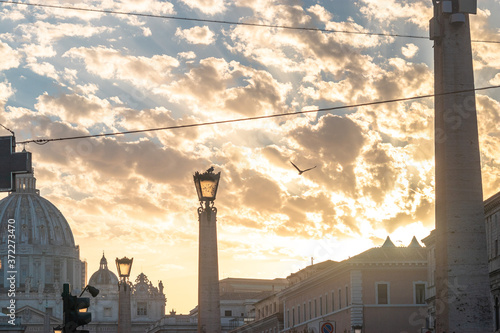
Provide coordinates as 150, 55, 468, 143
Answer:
485, 190, 500, 214
219, 277, 287, 283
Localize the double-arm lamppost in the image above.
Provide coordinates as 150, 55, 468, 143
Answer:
193, 167, 221, 333
116, 257, 133, 333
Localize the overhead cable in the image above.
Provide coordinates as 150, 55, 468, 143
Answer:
16, 85, 500, 145
2, 1, 498, 44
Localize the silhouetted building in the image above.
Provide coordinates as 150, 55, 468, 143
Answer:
0, 171, 165, 333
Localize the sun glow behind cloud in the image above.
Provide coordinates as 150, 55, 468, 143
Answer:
0, 0, 499, 313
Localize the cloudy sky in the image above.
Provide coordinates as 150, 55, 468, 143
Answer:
1, 0, 500, 313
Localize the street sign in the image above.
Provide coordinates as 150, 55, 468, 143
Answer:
0, 136, 32, 192
320, 321, 335, 333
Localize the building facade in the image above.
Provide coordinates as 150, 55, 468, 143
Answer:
486, 191, 500, 331
0, 172, 85, 331
147, 278, 288, 333
231, 237, 428, 333
86, 254, 166, 333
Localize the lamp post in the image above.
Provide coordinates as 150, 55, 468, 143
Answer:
116, 257, 133, 333
193, 167, 221, 333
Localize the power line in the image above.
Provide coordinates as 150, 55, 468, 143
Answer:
0, 0, 428, 40
0, 124, 14, 136
2, 1, 499, 44
17, 85, 500, 145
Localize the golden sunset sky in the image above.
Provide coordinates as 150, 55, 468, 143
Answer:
1, 0, 500, 313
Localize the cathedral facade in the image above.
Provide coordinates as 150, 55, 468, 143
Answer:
0, 172, 85, 330
0, 172, 165, 332
87, 254, 166, 333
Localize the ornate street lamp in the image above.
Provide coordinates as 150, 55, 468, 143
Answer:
116, 257, 134, 280
193, 167, 221, 333
116, 257, 133, 333
194, 168, 220, 201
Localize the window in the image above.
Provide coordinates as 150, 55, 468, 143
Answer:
325, 293, 328, 313
320, 296, 323, 315
495, 296, 499, 330
225, 310, 232, 316
314, 299, 317, 317
292, 307, 295, 326
339, 289, 342, 308
331, 291, 335, 311
297, 305, 301, 324
377, 283, 389, 304
303, 302, 306, 322
104, 307, 112, 317
137, 302, 147, 316
287, 309, 290, 328
309, 300, 312, 319
415, 283, 426, 304
346, 286, 349, 306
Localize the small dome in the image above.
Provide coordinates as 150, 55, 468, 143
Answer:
89, 253, 119, 286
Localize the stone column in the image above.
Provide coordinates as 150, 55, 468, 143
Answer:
197, 203, 221, 333
118, 281, 132, 333
432, 1, 493, 331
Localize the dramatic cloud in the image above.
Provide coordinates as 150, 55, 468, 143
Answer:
291, 115, 365, 165
64, 46, 180, 86
0, 81, 14, 111
0, 41, 21, 70
178, 0, 227, 14
175, 26, 216, 45
402, 43, 418, 58
35, 92, 113, 126
162, 57, 291, 116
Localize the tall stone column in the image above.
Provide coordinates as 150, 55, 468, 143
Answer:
198, 202, 221, 333
432, 1, 493, 331
118, 281, 132, 333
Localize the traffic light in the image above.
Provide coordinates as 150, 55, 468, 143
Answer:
62, 283, 99, 333
0, 135, 32, 192
65, 296, 91, 332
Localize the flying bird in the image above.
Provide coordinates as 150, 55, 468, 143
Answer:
290, 161, 317, 175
